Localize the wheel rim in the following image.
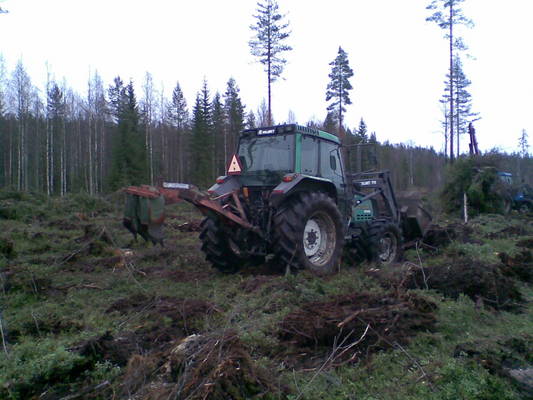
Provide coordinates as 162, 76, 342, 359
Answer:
378, 231, 397, 263
303, 211, 336, 267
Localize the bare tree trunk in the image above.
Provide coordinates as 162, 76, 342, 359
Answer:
143, 72, 155, 184
45, 69, 51, 196
17, 118, 22, 191
267, 57, 272, 126
60, 118, 66, 196
267, 32, 272, 127
456, 85, 460, 156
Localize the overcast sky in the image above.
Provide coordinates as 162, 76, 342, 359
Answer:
1, 0, 532, 153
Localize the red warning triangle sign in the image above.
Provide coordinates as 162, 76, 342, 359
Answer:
227, 154, 243, 175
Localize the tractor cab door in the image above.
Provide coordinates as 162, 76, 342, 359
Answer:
319, 140, 349, 217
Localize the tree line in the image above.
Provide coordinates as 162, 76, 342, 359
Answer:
1, 0, 530, 195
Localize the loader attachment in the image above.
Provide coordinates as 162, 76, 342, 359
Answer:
396, 195, 433, 246
123, 183, 258, 245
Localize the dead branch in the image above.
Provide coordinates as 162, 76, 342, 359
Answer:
59, 380, 110, 400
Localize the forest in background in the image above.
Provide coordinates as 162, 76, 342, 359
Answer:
0, 58, 531, 196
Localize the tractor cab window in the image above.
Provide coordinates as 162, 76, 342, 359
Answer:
301, 135, 318, 175
237, 134, 295, 175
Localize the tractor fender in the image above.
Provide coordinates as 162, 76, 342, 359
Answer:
207, 175, 241, 196
269, 174, 337, 207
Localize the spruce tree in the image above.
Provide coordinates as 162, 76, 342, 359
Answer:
46, 83, 65, 195
356, 118, 368, 144
108, 80, 147, 190
211, 92, 225, 176
191, 80, 213, 188
325, 46, 354, 139
323, 112, 338, 134
246, 111, 256, 129
224, 78, 246, 164
249, 0, 292, 125
167, 82, 189, 182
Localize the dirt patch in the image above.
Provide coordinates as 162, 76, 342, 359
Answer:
278, 291, 436, 367
107, 294, 219, 319
239, 275, 275, 293
74, 294, 221, 372
174, 219, 203, 232
369, 257, 525, 311
516, 237, 533, 249
238, 275, 294, 295
147, 265, 211, 282
72, 331, 141, 366
422, 223, 481, 250
107, 294, 220, 351
121, 330, 281, 400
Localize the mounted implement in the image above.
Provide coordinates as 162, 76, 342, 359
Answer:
123, 124, 431, 273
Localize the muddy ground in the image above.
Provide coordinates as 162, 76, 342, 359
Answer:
0, 192, 532, 400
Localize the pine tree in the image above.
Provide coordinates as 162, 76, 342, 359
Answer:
108, 79, 147, 190
426, 0, 473, 161
325, 46, 354, 140
249, 0, 291, 125
439, 57, 477, 157
453, 58, 477, 155
191, 80, 213, 188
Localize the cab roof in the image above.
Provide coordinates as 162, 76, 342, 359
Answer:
241, 124, 340, 144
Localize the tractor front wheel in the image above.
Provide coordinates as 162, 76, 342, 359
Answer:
368, 220, 403, 265
272, 192, 344, 274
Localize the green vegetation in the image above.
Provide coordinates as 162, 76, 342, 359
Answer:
1, 189, 532, 399
441, 155, 518, 215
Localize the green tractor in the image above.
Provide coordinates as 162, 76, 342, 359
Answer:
124, 124, 430, 274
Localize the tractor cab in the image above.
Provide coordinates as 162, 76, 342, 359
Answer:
232, 124, 346, 194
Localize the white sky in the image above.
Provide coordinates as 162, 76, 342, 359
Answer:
0, 0, 532, 153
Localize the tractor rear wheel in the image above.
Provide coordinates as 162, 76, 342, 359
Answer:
368, 220, 403, 265
199, 218, 242, 273
272, 192, 344, 274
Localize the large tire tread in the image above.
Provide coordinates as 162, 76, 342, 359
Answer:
272, 192, 344, 274
199, 218, 242, 273
367, 219, 403, 264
